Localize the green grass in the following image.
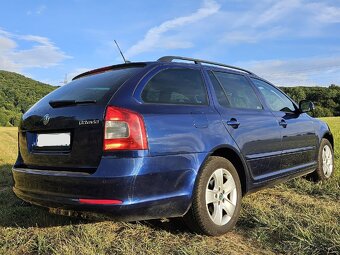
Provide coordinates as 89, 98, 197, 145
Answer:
0, 118, 339, 255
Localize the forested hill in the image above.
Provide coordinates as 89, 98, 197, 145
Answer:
0, 70, 56, 126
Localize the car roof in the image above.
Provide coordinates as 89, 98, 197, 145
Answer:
73, 56, 259, 81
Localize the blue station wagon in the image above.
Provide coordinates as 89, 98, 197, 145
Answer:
12, 56, 335, 235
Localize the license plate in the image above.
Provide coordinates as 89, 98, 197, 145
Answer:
36, 133, 71, 147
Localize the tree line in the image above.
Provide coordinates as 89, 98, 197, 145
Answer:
280, 85, 340, 117
0, 70, 339, 126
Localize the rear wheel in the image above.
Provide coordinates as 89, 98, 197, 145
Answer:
309, 138, 334, 181
184, 156, 242, 236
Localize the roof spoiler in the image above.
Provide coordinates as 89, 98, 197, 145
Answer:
72, 63, 145, 81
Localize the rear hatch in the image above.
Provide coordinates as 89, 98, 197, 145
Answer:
17, 65, 144, 174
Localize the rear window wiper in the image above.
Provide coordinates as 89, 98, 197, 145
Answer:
49, 100, 97, 108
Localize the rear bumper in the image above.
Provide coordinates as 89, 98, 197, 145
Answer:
12, 185, 190, 221
12, 153, 206, 220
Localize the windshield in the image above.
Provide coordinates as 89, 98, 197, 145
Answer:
41, 66, 143, 105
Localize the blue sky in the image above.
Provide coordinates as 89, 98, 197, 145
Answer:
1, 0, 340, 86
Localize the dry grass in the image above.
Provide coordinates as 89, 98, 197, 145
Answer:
0, 118, 339, 255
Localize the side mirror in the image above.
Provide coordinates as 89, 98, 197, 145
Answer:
299, 100, 315, 113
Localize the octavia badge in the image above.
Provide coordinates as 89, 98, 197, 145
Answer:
42, 114, 50, 125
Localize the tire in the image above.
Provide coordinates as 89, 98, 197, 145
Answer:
308, 138, 335, 182
183, 156, 242, 236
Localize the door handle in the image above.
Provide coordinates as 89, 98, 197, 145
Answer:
226, 118, 240, 128
279, 119, 287, 128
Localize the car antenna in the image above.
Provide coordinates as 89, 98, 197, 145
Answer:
114, 40, 130, 63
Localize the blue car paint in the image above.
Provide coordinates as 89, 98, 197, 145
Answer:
12, 60, 333, 221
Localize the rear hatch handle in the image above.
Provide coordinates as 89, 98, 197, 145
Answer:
49, 100, 96, 108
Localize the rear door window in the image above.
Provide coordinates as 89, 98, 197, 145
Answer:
44, 66, 143, 103
212, 71, 263, 110
141, 68, 208, 105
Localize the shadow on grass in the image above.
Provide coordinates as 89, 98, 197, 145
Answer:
138, 218, 190, 234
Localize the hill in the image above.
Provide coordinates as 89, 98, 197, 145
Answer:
0, 70, 56, 126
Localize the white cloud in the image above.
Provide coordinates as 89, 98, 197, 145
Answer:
0, 36, 16, 51
0, 28, 70, 72
222, 26, 287, 44
20, 35, 51, 45
307, 2, 340, 23
27, 5, 46, 15
34, 67, 92, 86
106, 0, 340, 65
0, 28, 11, 37
125, 0, 220, 58
219, 0, 340, 44
68, 67, 91, 80
258, 0, 300, 27
36, 5, 46, 15
239, 56, 340, 86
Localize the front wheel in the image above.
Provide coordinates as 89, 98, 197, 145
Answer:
184, 156, 242, 236
309, 138, 334, 182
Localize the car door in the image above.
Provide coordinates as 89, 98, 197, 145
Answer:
250, 78, 318, 171
206, 70, 283, 181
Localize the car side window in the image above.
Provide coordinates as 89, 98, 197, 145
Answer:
141, 68, 208, 105
250, 78, 296, 113
212, 71, 263, 110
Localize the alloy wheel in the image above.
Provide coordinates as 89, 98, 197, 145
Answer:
322, 145, 333, 178
205, 168, 237, 226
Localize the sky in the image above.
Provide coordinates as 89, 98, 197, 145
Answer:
1, 0, 340, 87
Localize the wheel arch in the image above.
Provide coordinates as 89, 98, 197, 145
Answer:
199, 145, 250, 196
322, 131, 334, 150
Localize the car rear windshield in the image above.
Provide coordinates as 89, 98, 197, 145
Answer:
43, 66, 144, 104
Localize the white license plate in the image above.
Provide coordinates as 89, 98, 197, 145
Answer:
36, 133, 71, 147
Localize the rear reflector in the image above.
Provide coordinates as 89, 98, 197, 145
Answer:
79, 199, 123, 205
104, 106, 148, 151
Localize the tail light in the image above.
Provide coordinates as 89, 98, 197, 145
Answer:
79, 199, 122, 205
104, 106, 148, 151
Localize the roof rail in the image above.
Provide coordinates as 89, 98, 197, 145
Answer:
157, 56, 254, 75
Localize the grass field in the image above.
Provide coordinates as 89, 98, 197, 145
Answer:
0, 118, 339, 255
